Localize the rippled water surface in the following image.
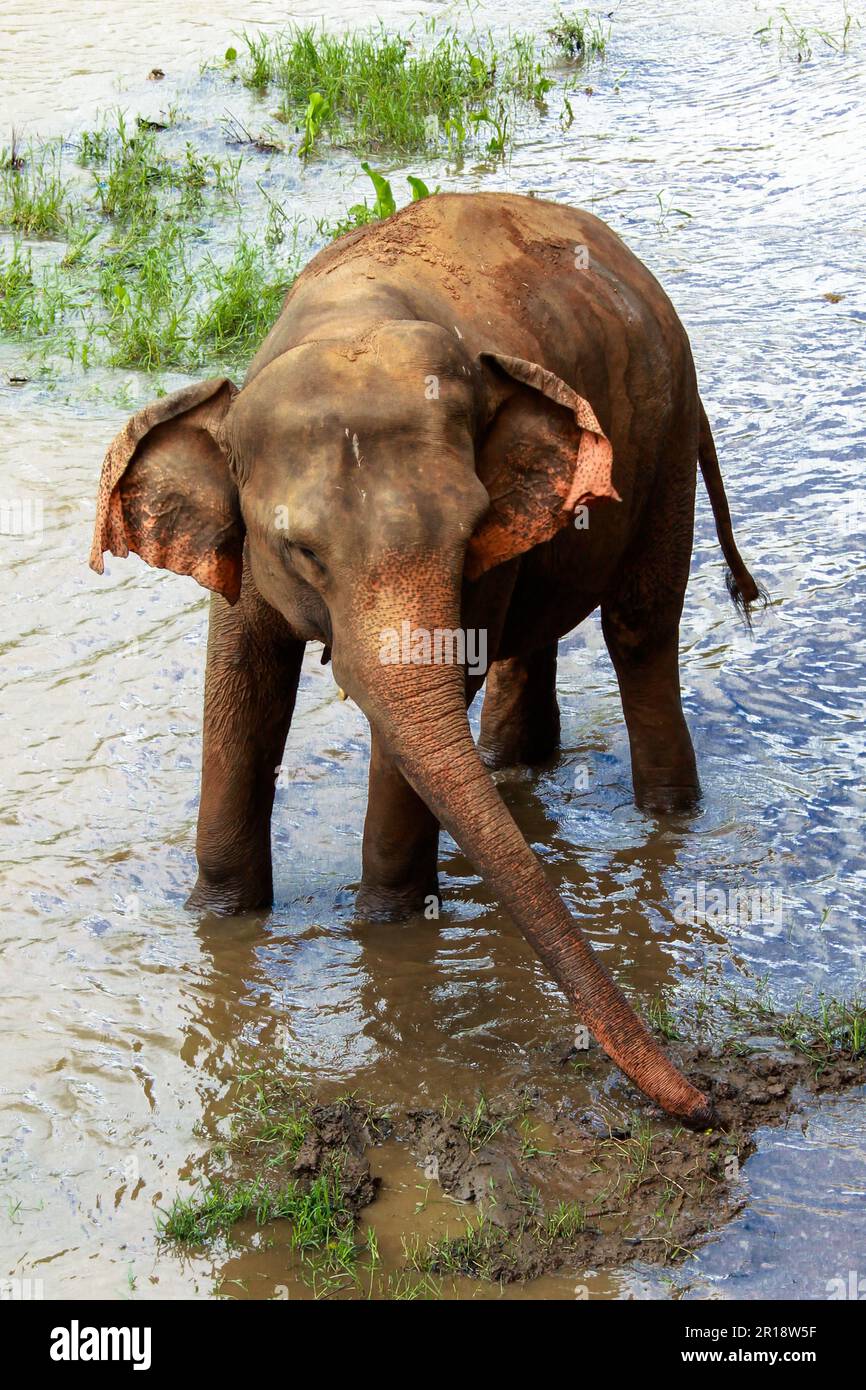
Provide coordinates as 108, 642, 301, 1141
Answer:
1, 0, 864, 1299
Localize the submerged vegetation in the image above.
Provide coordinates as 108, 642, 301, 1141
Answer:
0, 16, 612, 380
718, 987, 866, 1067
754, 3, 860, 60
547, 9, 610, 62
0, 125, 420, 373
159, 1170, 359, 1265
0, 145, 72, 237
158, 1071, 393, 1296
0, 116, 288, 373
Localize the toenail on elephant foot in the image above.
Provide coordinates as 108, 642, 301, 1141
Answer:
355, 880, 440, 924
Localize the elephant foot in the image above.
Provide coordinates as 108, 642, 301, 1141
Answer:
635, 782, 702, 815
355, 877, 440, 924
477, 726, 560, 771
185, 873, 273, 916
478, 647, 561, 771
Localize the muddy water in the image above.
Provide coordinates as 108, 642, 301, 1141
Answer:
1, 1, 865, 1300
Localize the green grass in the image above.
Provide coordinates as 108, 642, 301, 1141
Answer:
158, 1176, 300, 1241
754, 4, 860, 59
547, 9, 610, 62
0, 243, 79, 338
158, 1168, 357, 1273
86, 114, 240, 225
225, 1069, 313, 1166
0, 245, 45, 333
0, 100, 435, 374
727, 990, 866, 1064
648, 987, 682, 1041
0, 19, 603, 375
376, 1268, 443, 1300
404, 1192, 586, 1281
439, 1092, 513, 1154
321, 164, 432, 240
677, 974, 866, 1073
0, 145, 71, 236
543, 1199, 586, 1241
193, 243, 293, 359
96, 220, 190, 369
234, 21, 555, 157
519, 1114, 554, 1161
0, 110, 292, 373
158, 1073, 397, 1291
604, 1118, 657, 1183
404, 1210, 504, 1279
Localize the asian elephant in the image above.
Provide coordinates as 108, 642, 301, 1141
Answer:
90, 191, 761, 1126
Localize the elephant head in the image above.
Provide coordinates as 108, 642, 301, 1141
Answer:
90, 319, 712, 1126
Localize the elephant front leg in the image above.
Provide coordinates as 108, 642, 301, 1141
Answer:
477, 644, 561, 769
356, 728, 440, 922
187, 575, 305, 914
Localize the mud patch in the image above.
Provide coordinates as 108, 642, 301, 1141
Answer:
161, 1025, 864, 1291
399, 1040, 865, 1281
219, 1075, 392, 1219
286, 1099, 388, 1214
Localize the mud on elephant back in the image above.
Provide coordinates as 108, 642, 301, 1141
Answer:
89, 191, 766, 1127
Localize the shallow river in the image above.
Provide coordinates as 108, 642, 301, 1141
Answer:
1, 0, 864, 1299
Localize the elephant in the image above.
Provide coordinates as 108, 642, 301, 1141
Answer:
90, 191, 762, 1126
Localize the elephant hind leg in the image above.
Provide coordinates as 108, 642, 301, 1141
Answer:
601, 608, 700, 814
601, 411, 702, 813
477, 644, 561, 770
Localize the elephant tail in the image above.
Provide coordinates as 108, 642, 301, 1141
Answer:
698, 399, 767, 628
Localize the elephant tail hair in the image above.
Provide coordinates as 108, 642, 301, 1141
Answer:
698, 399, 768, 630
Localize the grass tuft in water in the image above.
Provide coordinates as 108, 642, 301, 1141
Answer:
235, 21, 556, 157
0, 144, 71, 236
547, 9, 610, 62
724, 990, 866, 1064
0, 109, 288, 373
672, 975, 866, 1071
225, 1068, 314, 1166
754, 4, 860, 60
455, 1093, 512, 1153
158, 1167, 356, 1271
648, 987, 682, 1041
193, 242, 293, 359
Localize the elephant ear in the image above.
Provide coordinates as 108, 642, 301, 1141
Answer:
89, 377, 244, 603
465, 353, 619, 581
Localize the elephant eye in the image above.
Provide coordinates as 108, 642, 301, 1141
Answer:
284, 538, 326, 578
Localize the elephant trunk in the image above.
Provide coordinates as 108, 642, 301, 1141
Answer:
341, 557, 713, 1127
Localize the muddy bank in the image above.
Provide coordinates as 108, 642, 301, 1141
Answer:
162, 1028, 865, 1292
400, 1040, 865, 1282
